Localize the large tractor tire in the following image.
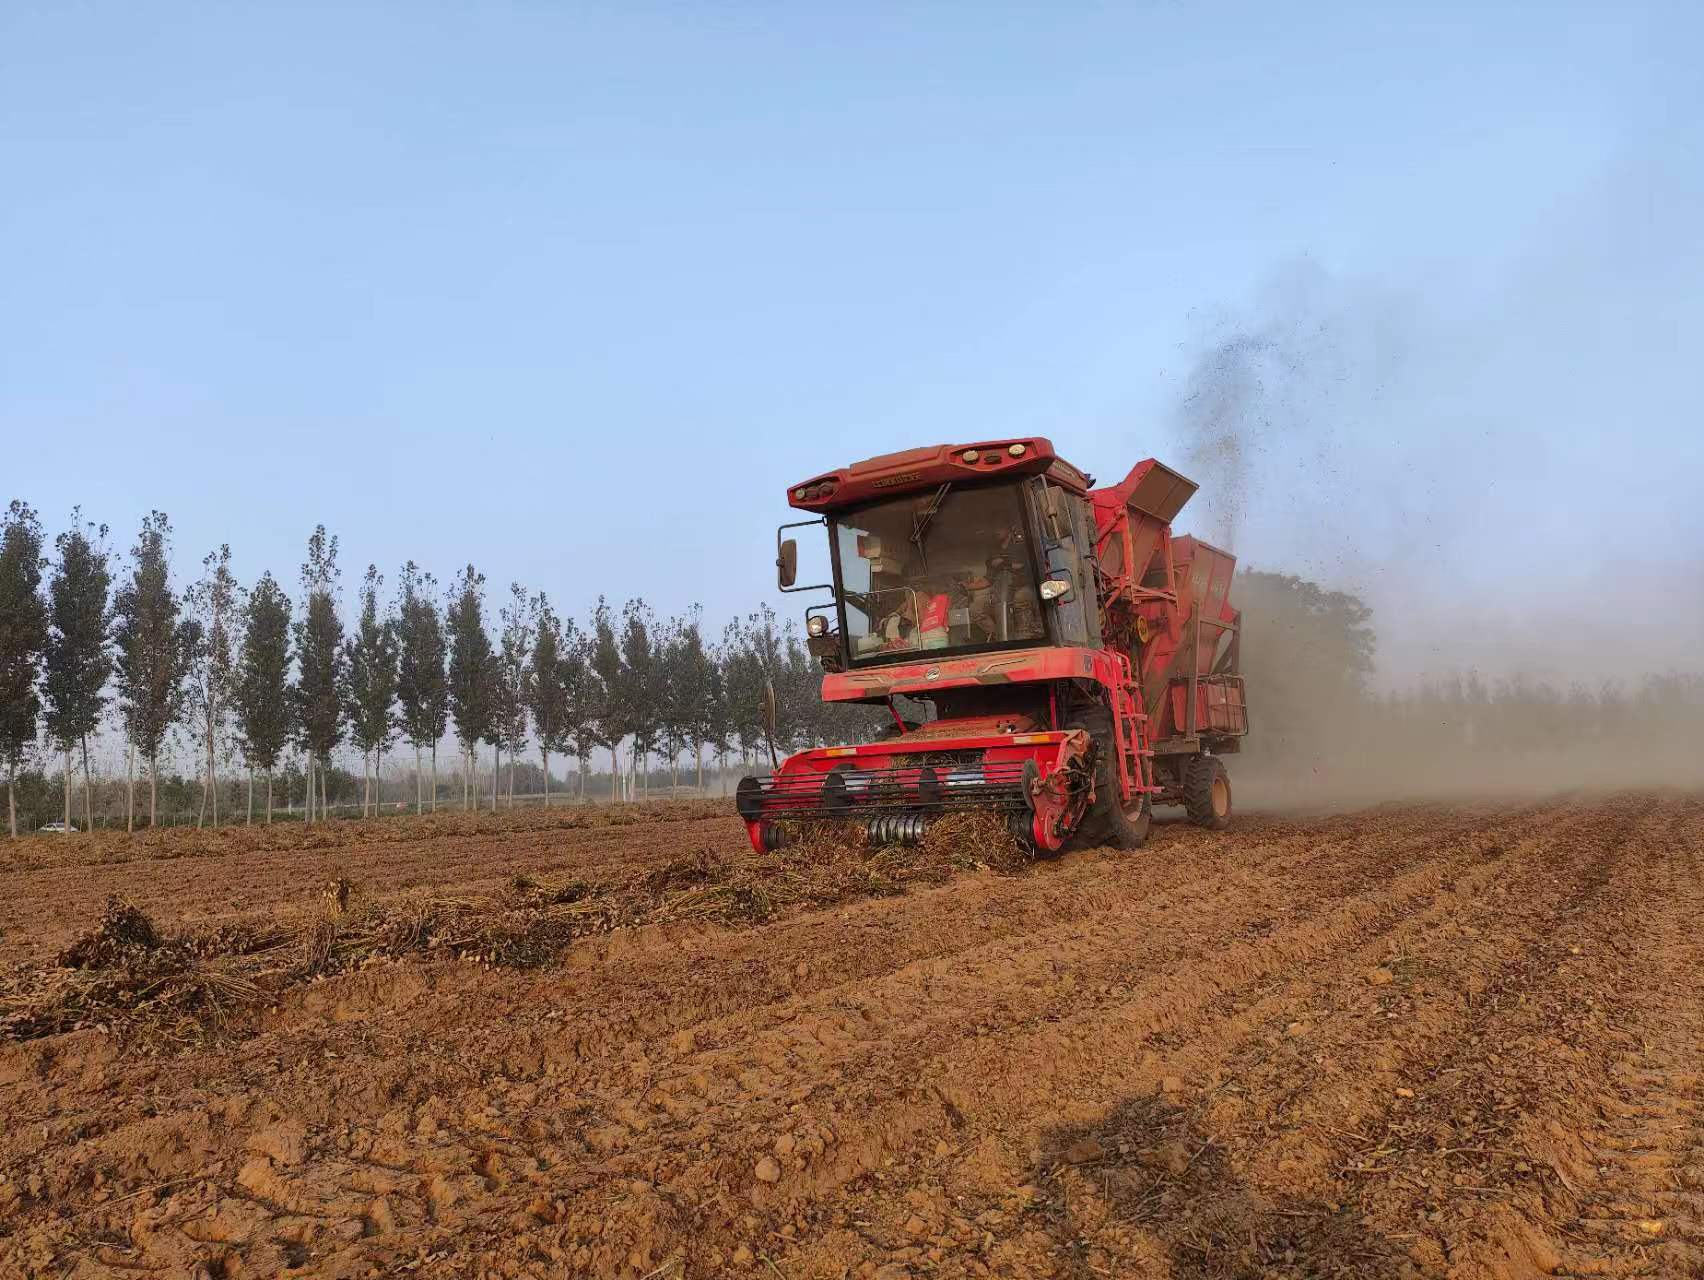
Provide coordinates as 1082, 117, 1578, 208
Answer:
1183, 755, 1232, 830
1065, 714, 1151, 852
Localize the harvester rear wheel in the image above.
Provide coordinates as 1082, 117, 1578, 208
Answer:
1064, 714, 1150, 852
1183, 755, 1232, 830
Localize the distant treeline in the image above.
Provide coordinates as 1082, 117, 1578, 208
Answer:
0, 502, 878, 837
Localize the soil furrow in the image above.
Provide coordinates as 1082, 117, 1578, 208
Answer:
2, 792, 1700, 1280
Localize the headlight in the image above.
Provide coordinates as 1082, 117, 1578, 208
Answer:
807, 614, 828, 637
1039, 577, 1072, 601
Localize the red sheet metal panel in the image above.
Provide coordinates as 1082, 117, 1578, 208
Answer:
821, 644, 1113, 703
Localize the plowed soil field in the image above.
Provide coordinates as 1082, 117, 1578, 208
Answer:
3, 791, 1702, 1280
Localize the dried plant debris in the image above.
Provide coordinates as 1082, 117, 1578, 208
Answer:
2, 809, 1034, 1045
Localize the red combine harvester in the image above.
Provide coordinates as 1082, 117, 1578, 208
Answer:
736, 439, 1248, 854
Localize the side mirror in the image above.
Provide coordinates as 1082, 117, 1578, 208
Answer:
777, 539, 798, 589
1039, 575, 1074, 604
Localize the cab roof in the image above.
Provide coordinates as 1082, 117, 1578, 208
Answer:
786, 438, 1092, 512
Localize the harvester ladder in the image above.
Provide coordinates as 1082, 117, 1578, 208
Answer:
1109, 654, 1154, 799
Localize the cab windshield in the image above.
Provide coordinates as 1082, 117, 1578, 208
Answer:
832, 482, 1045, 664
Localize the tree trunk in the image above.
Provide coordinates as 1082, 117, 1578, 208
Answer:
207, 710, 219, 829
415, 744, 423, 814
609, 746, 618, 801
430, 743, 437, 813
362, 751, 370, 818
63, 745, 72, 833
266, 769, 273, 824
696, 743, 703, 793
541, 748, 549, 809
7, 768, 16, 839
127, 741, 136, 833
150, 755, 158, 827
491, 745, 499, 812
375, 748, 383, 816
80, 735, 94, 832
247, 766, 254, 825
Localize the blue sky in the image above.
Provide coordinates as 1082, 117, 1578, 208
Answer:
3, 2, 1699, 682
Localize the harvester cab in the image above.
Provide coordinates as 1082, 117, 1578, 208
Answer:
740, 438, 1247, 855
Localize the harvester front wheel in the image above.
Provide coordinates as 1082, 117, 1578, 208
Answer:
1065, 715, 1150, 852
1183, 755, 1232, 830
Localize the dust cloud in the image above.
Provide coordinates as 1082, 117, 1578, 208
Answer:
1154, 151, 1704, 805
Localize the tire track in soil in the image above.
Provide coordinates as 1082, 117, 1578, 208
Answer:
1229, 794, 1704, 1280
1527, 798, 1704, 1277
1160, 794, 1663, 1279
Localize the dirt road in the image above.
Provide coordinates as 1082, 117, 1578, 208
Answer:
2, 792, 1701, 1279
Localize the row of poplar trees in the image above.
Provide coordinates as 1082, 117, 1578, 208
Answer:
0, 501, 872, 837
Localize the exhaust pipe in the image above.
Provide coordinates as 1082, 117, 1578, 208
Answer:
865, 813, 928, 846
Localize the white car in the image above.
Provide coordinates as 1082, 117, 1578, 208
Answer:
39, 821, 77, 833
